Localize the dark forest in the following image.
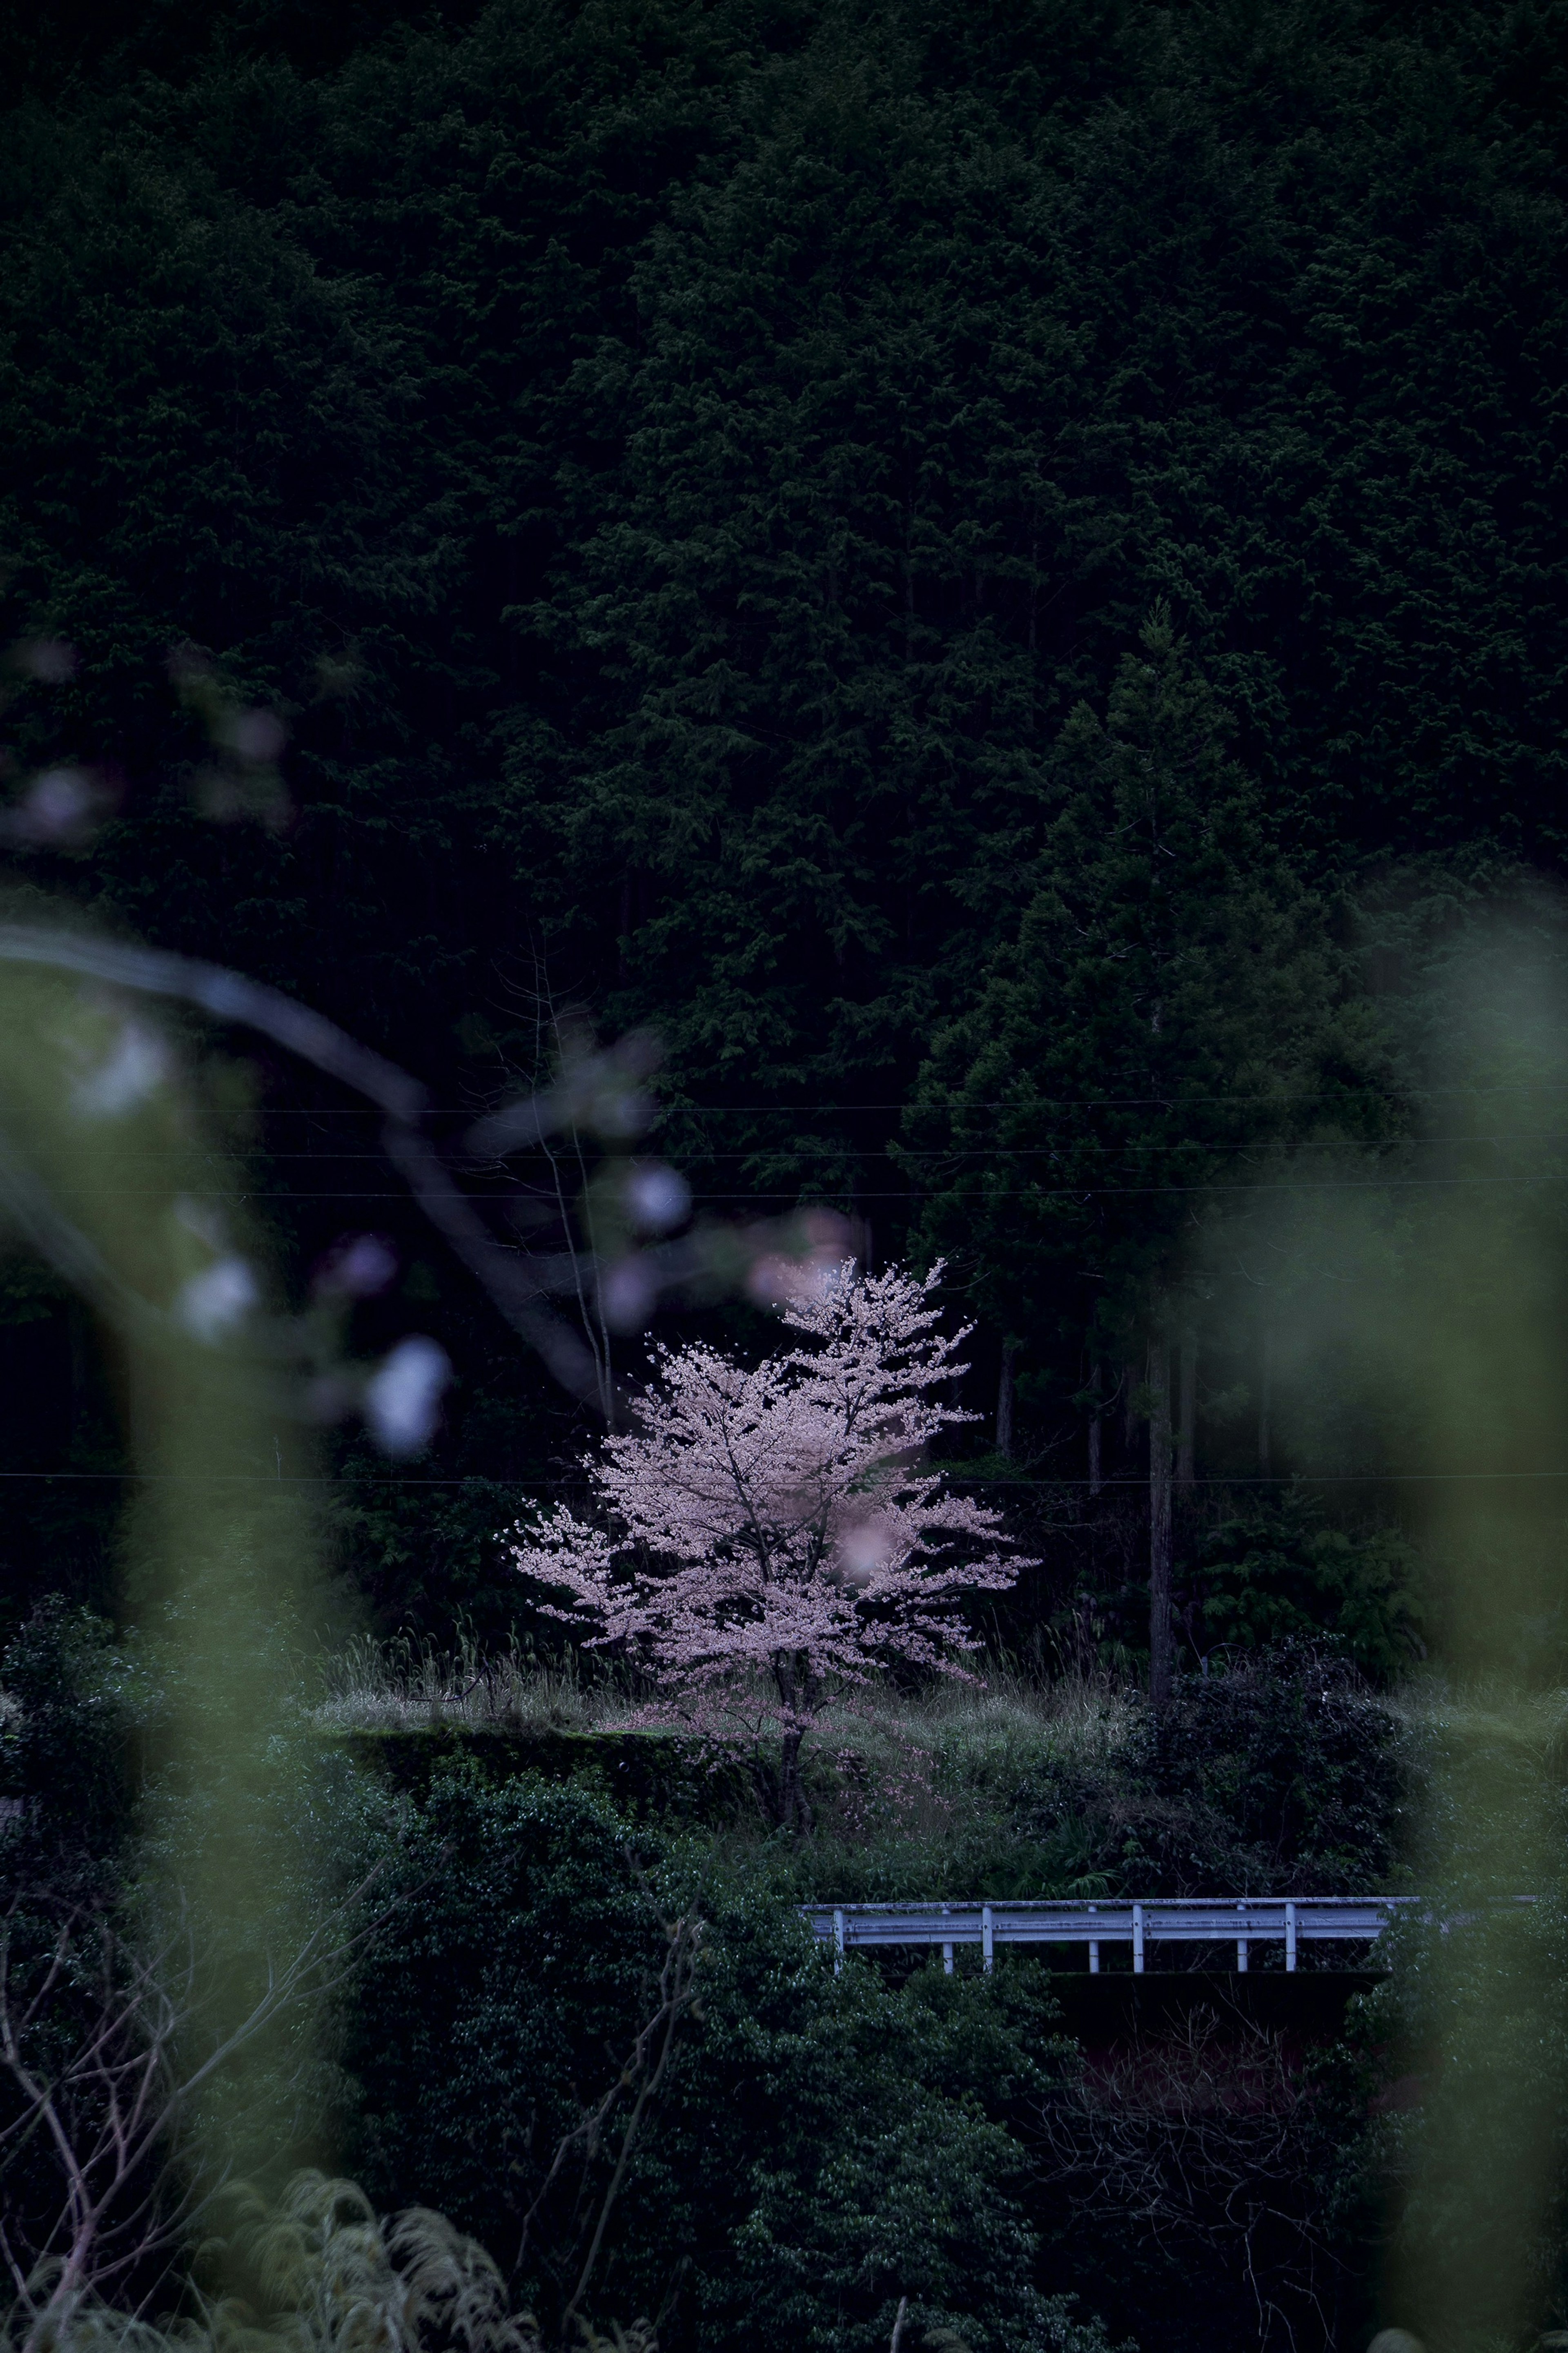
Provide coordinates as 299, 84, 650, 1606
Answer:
1, 4, 1566, 2349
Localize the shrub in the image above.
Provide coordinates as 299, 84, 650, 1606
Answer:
339, 1765, 1110, 2353
1184, 1504, 1423, 1682
1012, 1649, 1406, 1897
0, 1595, 143, 1886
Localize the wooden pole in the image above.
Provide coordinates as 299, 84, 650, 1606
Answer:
996, 1339, 1016, 1457
1148, 1330, 1174, 1705
1177, 1323, 1197, 1487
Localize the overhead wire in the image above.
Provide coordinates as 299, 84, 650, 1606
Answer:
0, 1468, 1566, 1486
210, 1081, 1568, 1113
49, 1130, 1568, 1158
22, 1175, 1568, 1202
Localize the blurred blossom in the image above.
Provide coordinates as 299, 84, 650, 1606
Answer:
174, 1195, 230, 1250
2, 764, 117, 847
8, 637, 76, 684
365, 1336, 451, 1455
465, 1025, 663, 1159
72, 1021, 170, 1119
169, 648, 292, 829
599, 1254, 658, 1331
836, 1516, 896, 1586
20, 768, 93, 840
218, 708, 287, 763
313, 1232, 398, 1300
561, 1025, 659, 1141
623, 1161, 691, 1234
592, 1086, 653, 1141
175, 1256, 258, 1343
746, 1212, 851, 1308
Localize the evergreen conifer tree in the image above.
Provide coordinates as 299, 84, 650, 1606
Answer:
904, 614, 1396, 1693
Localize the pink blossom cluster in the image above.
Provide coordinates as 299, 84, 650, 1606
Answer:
506, 1263, 1024, 1744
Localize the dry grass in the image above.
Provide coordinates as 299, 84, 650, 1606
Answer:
1384, 1671, 1568, 1751
817, 1664, 1132, 1779
314, 1636, 1126, 1750
312, 1638, 1134, 1845
323, 1637, 1566, 1776
314, 1640, 1568, 1874
313, 1632, 626, 1736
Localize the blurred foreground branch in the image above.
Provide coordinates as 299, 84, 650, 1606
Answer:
0, 923, 846, 1437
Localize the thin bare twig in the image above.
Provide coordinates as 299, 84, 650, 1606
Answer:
1034, 2003, 1344, 2353
0, 1864, 395, 2348
517, 1913, 703, 2343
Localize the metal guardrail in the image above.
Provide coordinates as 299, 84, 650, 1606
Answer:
801, 1896, 1535, 1975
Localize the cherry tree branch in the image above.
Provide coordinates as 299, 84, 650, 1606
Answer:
0, 923, 844, 1428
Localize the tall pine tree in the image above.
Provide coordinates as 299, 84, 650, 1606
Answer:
904, 614, 1397, 1693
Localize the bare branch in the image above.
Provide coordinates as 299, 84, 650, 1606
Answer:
519, 1912, 703, 2344
0, 922, 846, 1424
1034, 2003, 1345, 2351
0, 1864, 396, 2347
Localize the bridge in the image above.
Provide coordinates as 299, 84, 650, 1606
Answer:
801, 1896, 1536, 1974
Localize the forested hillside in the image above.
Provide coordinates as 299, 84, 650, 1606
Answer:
4, 9, 1568, 2350
1, 0, 1566, 1644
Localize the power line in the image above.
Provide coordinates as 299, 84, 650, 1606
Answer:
26, 1174, 1568, 1202
163, 1081, 1568, 1115
0, 1468, 1565, 1486
64, 1132, 1568, 1159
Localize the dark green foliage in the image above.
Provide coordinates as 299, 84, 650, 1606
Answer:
659, 1887, 1095, 2353
325, 1467, 557, 1646
1183, 1503, 1424, 1682
902, 612, 1398, 1363
340, 1765, 1107, 2353
1013, 1651, 1406, 1898
340, 1770, 668, 2295
335, 1723, 752, 1823
0, 0, 1560, 1613
0, 1595, 143, 1883
0, 0, 1561, 1499
1330, 1892, 1568, 2352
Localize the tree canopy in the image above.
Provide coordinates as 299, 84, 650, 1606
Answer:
0, 0, 1564, 1636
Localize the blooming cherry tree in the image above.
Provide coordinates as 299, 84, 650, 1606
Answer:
506, 1262, 1022, 1829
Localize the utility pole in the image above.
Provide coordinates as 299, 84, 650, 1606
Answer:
1177, 1323, 1197, 1488
996, 1339, 1016, 1457
1148, 1330, 1174, 1705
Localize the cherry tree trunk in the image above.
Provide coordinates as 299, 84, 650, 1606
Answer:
779, 1725, 812, 1835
